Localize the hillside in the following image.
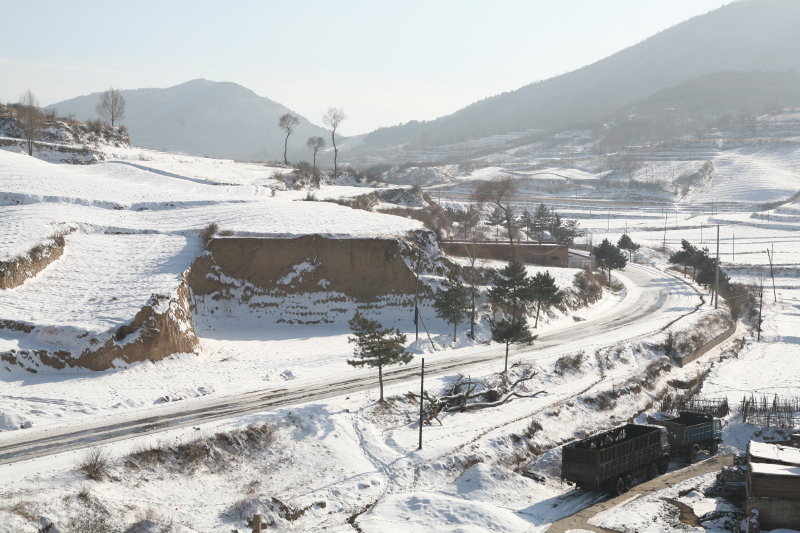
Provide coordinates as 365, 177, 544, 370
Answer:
357, 0, 800, 150
49, 79, 331, 162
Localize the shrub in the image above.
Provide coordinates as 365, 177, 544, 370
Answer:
572, 270, 603, 305
524, 419, 543, 439
79, 448, 111, 481
86, 119, 104, 135
554, 352, 585, 375
200, 222, 218, 245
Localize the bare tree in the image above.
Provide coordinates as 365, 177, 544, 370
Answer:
473, 177, 519, 254
306, 136, 326, 187
18, 89, 42, 156
96, 87, 126, 127
322, 107, 346, 177
278, 113, 300, 165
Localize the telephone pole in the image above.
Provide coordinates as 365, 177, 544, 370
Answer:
418, 358, 425, 450
757, 279, 764, 342
714, 224, 720, 309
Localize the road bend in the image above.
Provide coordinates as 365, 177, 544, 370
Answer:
0, 264, 703, 465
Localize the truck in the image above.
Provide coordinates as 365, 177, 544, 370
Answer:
648, 411, 722, 463
561, 423, 671, 495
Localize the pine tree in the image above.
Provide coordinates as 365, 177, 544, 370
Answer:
592, 239, 627, 284
488, 261, 536, 320
488, 261, 538, 372
519, 209, 534, 241
347, 313, 412, 402
552, 218, 584, 245
434, 273, 470, 343
617, 233, 641, 261
533, 203, 551, 242
490, 317, 536, 373
486, 206, 506, 239
530, 271, 563, 328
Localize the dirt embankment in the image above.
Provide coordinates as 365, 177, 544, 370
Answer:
0, 233, 69, 289
189, 235, 420, 300
3, 235, 433, 370
1, 276, 197, 372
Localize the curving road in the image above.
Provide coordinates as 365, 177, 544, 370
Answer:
0, 263, 703, 466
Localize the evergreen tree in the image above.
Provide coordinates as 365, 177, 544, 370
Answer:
490, 317, 536, 373
617, 233, 641, 261
592, 239, 627, 284
347, 313, 412, 402
488, 260, 539, 371
486, 206, 506, 239
552, 218, 584, 245
530, 271, 563, 328
434, 273, 470, 343
488, 261, 536, 320
462, 205, 481, 239
519, 209, 534, 241
533, 203, 551, 242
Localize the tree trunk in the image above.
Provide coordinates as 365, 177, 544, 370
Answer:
331, 131, 338, 177
534, 301, 541, 328
378, 364, 384, 402
469, 289, 476, 340
283, 132, 290, 165
453, 321, 457, 343
504, 341, 509, 373
607, 268, 611, 285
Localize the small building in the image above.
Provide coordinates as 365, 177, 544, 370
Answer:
568, 249, 593, 269
746, 441, 800, 529
441, 240, 569, 268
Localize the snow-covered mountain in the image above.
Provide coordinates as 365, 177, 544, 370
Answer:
49, 79, 330, 162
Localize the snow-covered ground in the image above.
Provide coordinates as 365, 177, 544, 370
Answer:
1, 129, 799, 532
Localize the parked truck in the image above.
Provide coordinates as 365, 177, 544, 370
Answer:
647, 411, 722, 463
561, 423, 671, 495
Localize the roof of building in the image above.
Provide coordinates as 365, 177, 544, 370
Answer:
749, 441, 800, 466
750, 461, 800, 478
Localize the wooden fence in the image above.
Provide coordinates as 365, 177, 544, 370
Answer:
740, 395, 800, 428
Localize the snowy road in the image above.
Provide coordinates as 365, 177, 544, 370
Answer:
0, 264, 702, 465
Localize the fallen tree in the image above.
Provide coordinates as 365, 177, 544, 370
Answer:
411, 371, 546, 425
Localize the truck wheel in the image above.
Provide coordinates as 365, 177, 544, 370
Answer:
658, 456, 669, 474
613, 476, 627, 496
647, 461, 658, 478
709, 440, 719, 455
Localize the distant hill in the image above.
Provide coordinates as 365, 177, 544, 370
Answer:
358, 0, 800, 150
49, 79, 330, 162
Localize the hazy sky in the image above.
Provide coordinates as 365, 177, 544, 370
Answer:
2, 0, 730, 135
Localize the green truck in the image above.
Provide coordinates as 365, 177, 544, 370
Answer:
561, 424, 671, 495
648, 411, 722, 463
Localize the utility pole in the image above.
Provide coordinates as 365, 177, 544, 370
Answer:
757, 278, 764, 342
714, 224, 720, 309
662, 212, 667, 250
767, 244, 777, 303
413, 251, 422, 343
418, 358, 425, 450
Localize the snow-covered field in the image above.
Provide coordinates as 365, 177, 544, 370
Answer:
1, 129, 799, 532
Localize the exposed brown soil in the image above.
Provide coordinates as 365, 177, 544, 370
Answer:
1, 276, 197, 372
72, 278, 198, 370
3, 235, 433, 370
0, 232, 68, 289
189, 236, 420, 300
